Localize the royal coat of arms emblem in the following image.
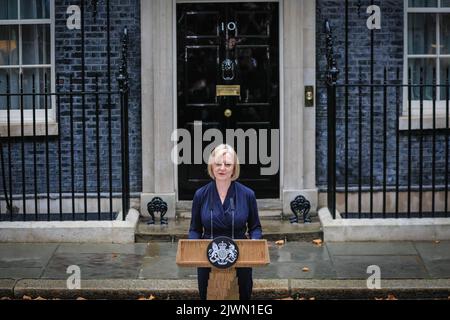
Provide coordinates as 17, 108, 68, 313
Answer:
207, 237, 239, 269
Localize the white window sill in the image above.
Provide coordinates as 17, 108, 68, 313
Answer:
0, 121, 59, 137
399, 115, 450, 130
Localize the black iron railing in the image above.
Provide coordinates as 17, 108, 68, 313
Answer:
0, 25, 130, 222
0, 87, 130, 221
325, 20, 450, 219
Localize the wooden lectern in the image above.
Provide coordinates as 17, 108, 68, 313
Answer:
176, 239, 270, 300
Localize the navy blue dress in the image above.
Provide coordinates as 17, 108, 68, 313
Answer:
188, 181, 262, 300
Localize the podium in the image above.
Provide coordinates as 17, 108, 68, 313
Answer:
176, 239, 270, 300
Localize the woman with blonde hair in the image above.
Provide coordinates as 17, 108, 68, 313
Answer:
188, 144, 262, 300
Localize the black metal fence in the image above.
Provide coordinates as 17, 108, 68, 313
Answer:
0, 85, 129, 221
325, 21, 450, 219
0, 28, 130, 222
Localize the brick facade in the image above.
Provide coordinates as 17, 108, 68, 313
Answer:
3, 0, 141, 196
3, 0, 449, 204
316, 0, 449, 191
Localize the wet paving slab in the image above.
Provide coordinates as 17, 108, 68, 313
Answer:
256, 242, 336, 279
145, 242, 178, 258
0, 268, 44, 279
0, 244, 58, 268
139, 241, 336, 280
139, 242, 196, 279
413, 241, 450, 278
268, 242, 332, 262
0, 244, 57, 279
421, 259, 450, 278
55, 243, 149, 255
413, 241, 450, 260
1, 241, 450, 281
331, 255, 429, 279
139, 256, 197, 279
41, 253, 145, 279
327, 242, 418, 256
254, 261, 337, 279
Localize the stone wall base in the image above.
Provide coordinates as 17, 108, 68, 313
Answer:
0, 209, 139, 244
319, 207, 450, 242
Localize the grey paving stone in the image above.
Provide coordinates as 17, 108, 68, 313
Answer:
332, 255, 429, 279
421, 259, 450, 278
269, 242, 331, 262
56, 243, 149, 255
254, 261, 336, 279
139, 267, 197, 280
326, 242, 418, 256
139, 256, 196, 279
414, 241, 450, 260
414, 242, 450, 278
0, 268, 43, 279
41, 253, 143, 279
0, 244, 58, 268
145, 242, 178, 258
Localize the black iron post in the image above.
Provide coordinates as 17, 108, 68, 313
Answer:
118, 27, 130, 221
91, 0, 98, 22
325, 20, 339, 219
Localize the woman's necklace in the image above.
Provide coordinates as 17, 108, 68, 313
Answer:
218, 189, 227, 203
216, 182, 231, 202
219, 193, 226, 204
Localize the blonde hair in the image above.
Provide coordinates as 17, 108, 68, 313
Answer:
207, 144, 240, 181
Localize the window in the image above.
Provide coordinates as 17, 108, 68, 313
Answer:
405, 1, 450, 116
0, 0, 54, 124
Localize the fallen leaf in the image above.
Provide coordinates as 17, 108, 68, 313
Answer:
386, 294, 397, 300
302, 267, 310, 272
275, 240, 285, 246
312, 239, 323, 246
22, 295, 32, 300
34, 296, 46, 300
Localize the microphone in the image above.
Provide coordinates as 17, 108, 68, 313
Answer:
230, 198, 235, 239
209, 191, 214, 240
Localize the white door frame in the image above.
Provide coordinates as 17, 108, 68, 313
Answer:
140, 0, 317, 217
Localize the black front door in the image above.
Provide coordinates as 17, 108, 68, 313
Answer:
176, 2, 279, 200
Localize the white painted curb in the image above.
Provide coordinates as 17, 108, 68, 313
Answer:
319, 207, 450, 242
0, 209, 140, 243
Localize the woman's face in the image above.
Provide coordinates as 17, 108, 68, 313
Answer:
212, 152, 234, 182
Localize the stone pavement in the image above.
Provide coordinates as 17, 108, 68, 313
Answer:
0, 240, 450, 299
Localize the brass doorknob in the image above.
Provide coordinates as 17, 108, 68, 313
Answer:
224, 109, 232, 118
